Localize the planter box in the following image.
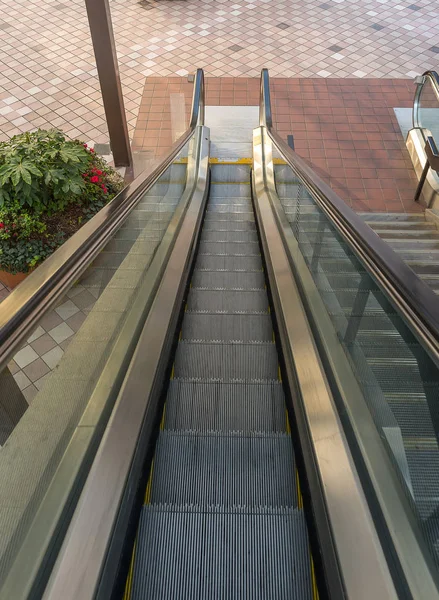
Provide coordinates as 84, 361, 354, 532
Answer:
0, 270, 29, 289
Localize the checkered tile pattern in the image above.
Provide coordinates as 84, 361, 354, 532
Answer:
5, 281, 98, 404
1, 0, 438, 145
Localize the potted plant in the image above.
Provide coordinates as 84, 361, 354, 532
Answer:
0, 129, 124, 288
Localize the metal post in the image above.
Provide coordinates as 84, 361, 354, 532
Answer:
414, 160, 429, 202
85, 0, 133, 167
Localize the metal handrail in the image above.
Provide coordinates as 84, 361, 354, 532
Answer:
259, 68, 439, 364
0, 69, 205, 371
413, 70, 439, 129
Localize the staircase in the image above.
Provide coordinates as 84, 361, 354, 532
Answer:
359, 213, 439, 294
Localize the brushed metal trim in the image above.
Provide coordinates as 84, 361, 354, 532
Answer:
252, 126, 399, 600
41, 126, 210, 600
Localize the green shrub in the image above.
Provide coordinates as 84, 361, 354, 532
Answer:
0, 129, 125, 275
0, 129, 92, 212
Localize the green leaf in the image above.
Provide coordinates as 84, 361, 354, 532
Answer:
19, 165, 32, 185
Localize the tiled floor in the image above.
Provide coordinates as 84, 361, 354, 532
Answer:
1, 0, 438, 145
134, 76, 420, 212
4, 281, 97, 403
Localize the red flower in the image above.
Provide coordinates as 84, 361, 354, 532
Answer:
96, 169, 102, 175
83, 143, 88, 148
101, 185, 108, 194
0, 223, 4, 229
90, 175, 99, 183
90, 148, 95, 153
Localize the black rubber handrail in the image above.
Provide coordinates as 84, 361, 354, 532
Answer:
259, 68, 439, 361
413, 70, 439, 129
0, 69, 205, 370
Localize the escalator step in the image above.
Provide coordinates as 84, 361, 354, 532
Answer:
209, 184, 251, 198
202, 220, 256, 232
191, 269, 265, 290
201, 229, 258, 242
150, 431, 297, 507
186, 289, 268, 313
164, 380, 286, 432
173, 341, 279, 380
132, 505, 312, 600
181, 313, 273, 341
207, 204, 253, 214
195, 255, 262, 271
198, 240, 260, 255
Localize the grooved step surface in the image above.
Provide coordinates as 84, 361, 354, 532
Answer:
132, 506, 312, 600
181, 313, 273, 341
165, 380, 286, 432
186, 289, 268, 313
150, 431, 297, 507
173, 341, 279, 380
191, 270, 265, 290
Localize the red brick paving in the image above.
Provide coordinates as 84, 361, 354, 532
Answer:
133, 77, 421, 213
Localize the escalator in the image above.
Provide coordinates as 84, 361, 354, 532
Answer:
2, 69, 439, 600
127, 162, 314, 598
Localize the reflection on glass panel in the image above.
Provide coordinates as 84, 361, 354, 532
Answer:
419, 78, 439, 142
274, 161, 439, 569
0, 138, 192, 590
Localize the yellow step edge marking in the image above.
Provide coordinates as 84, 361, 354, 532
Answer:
278, 365, 282, 382
144, 459, 155, 504
286, 411, 291, 435
311, 556, 319, 600
123, 537, 137, 600
272, 330, 275, 343
160, 403, 167, 430
179, 329, 182, 341
170, 364, 175, 379
295, 470, 303, 510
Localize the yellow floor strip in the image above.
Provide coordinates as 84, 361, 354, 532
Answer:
278, 365, 282, 382
123, 538, 137, 600
170, 364, 175, 379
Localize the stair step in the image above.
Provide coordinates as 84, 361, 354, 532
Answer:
164, 380, 286, 432
198, 240, 260, 255
132, 506, 312, 600
209, 184, 251, 199
191, 269, 265, 290
195, 255, 263, 272
150, 431, 297, 507
359, 212, 427, 222
181, 313, 273, 341
186, 289, 268, 314
375, 230, 439, 239
173, 341, 279, 380
201, 230, 258, 243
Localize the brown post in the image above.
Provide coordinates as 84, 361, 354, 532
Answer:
85, 0, 133, 167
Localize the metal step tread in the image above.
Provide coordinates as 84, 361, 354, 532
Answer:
191, 270, 265, 290
132, 505, 312, 600
181, 313, 273, 341
149, 430, 297, 507
164, 380, 286, 432
173, 341, 279, 380
186, 289, 268, 313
